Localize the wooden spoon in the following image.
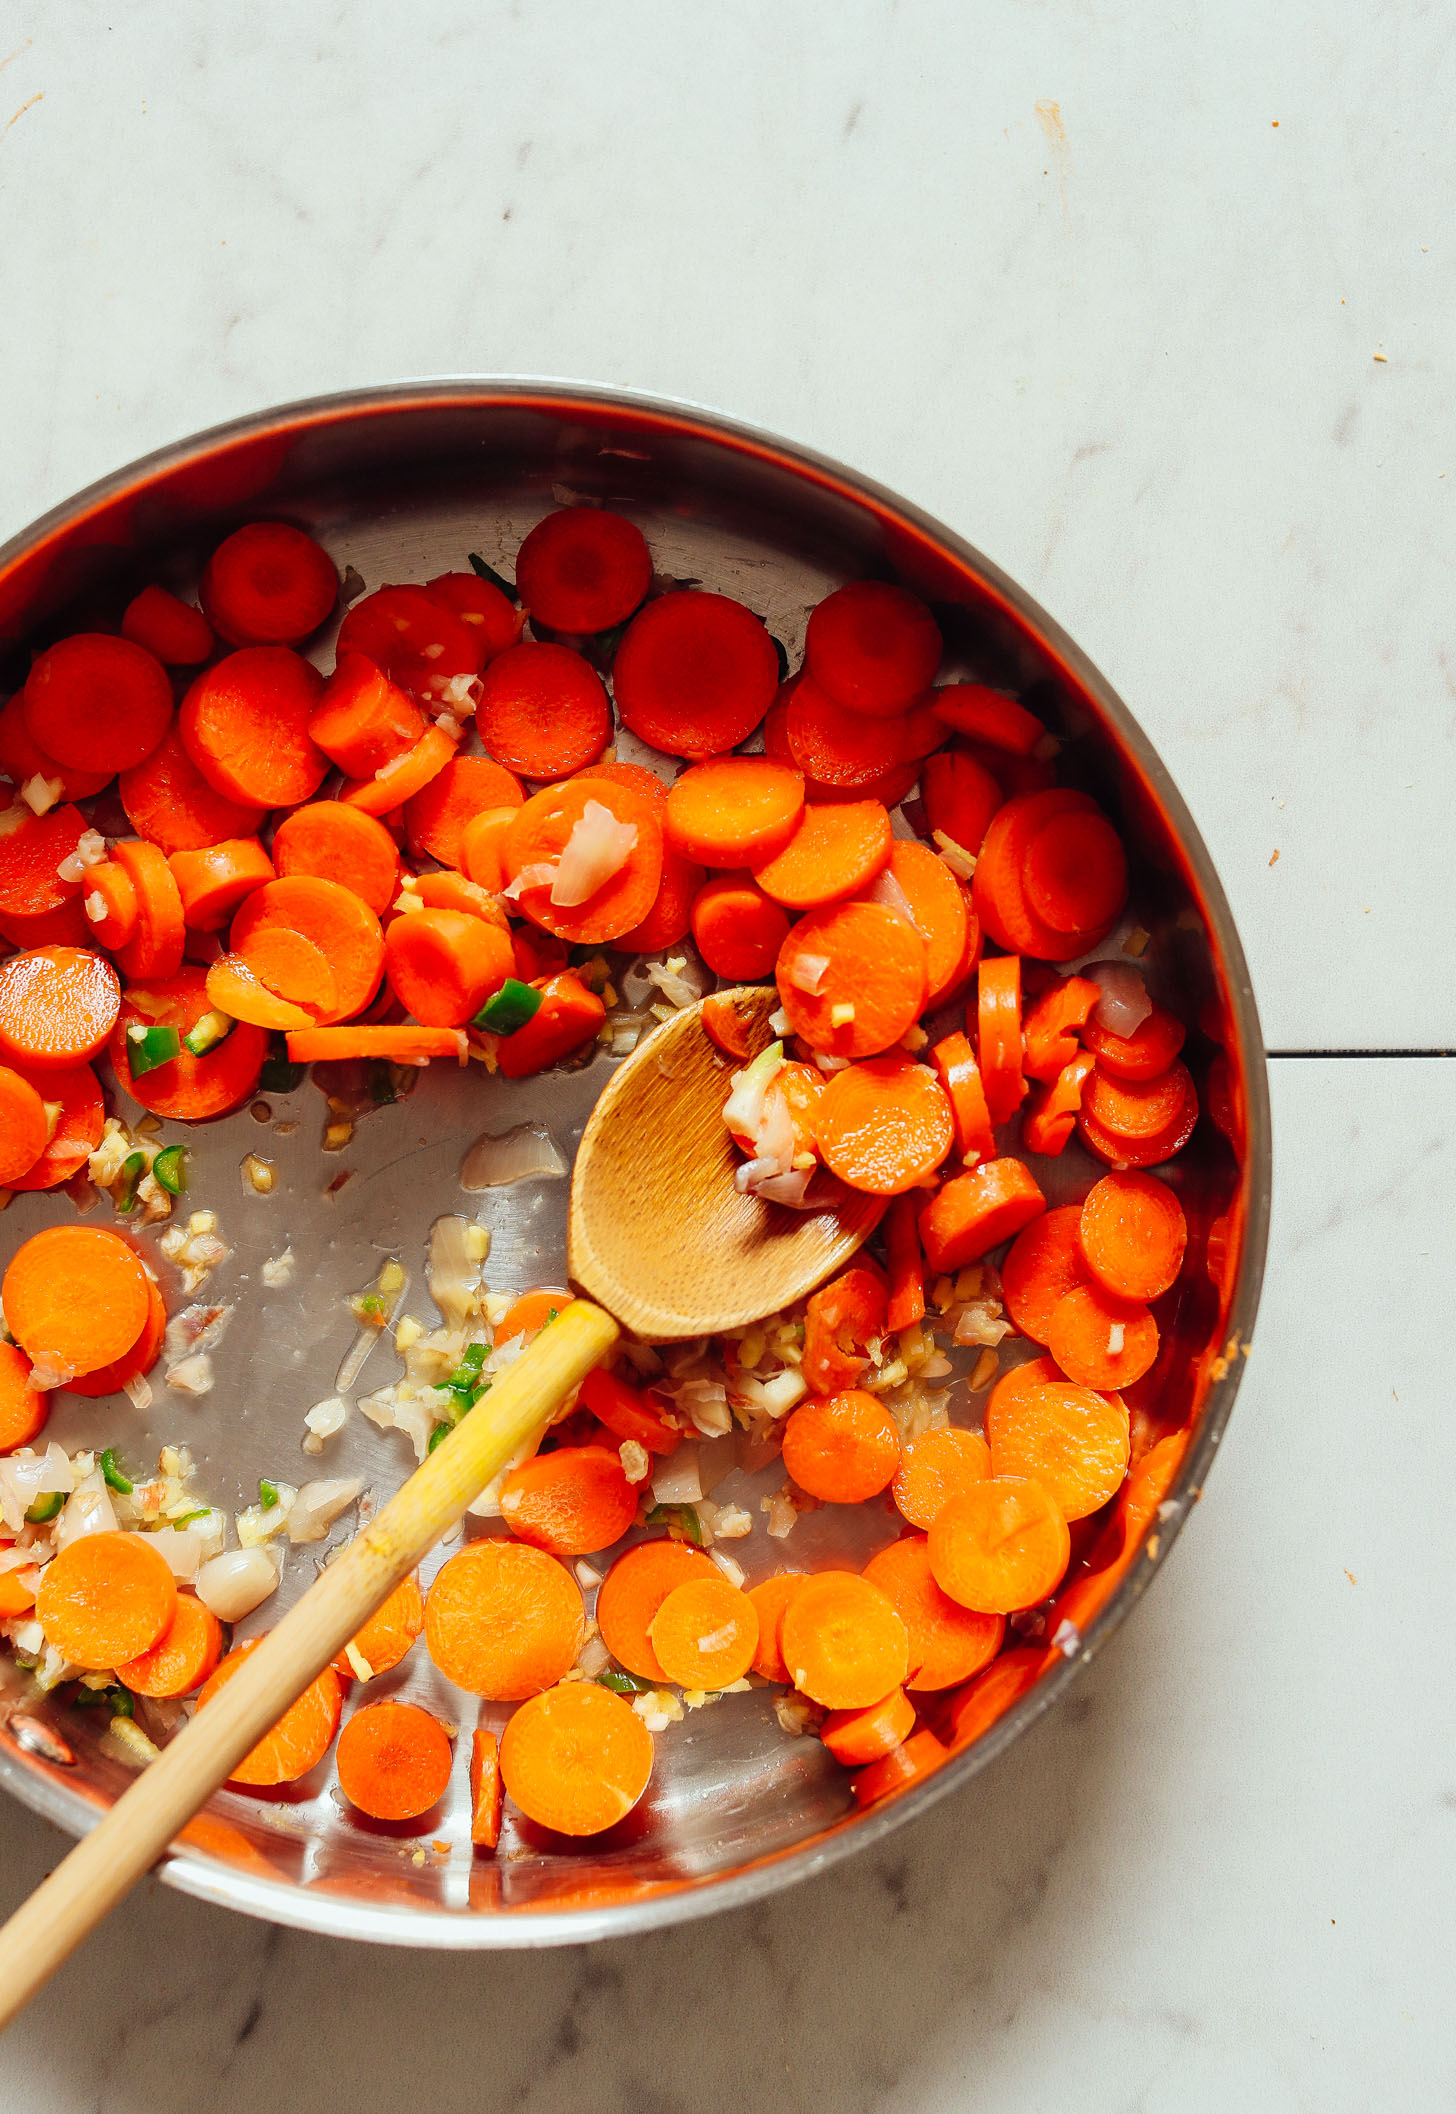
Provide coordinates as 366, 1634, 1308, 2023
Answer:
0, 986, 880, 2025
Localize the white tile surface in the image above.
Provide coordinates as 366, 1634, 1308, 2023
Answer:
1, 2, 1452, 1045
1, 1057, 1451, 2110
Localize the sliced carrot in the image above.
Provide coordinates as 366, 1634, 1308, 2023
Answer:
0, 1573, 37, 1619
167, 838, 275, 932
725, 1058, 823, 1164
779, 1571, 910, 1710
700, 991, 755, 1059
1047, 1285, 1159, 1391
821, 1688, 916, 1766
425, 571, 523, 663
477, 641, 612, 780
485, 1283, 563, 1344
35, 1530, 177, 1669
596, 1538, 718, 1682
813, 1055, 954, 1195
976, 954, 1026, 1125
688, 875, 788, 981
499, 1445, 639, 1556
1023, 808, 1127, 937
469, 1726, 504, 1848
309, 651, 426, 777
404, 754, 524, 868
0, 946, 118, 1072
752, 798, 892, 909
110, 840, 186, 982
613, 590, 778, 759
1077, 1072, 1199, 1170
1000, 1204, 1091, 1345
985, 1376, 1130, 1521
850, 1726, 947, 1806
206, 954, 312, 1031
928, 1475, 1070, 1614
270, 802, 397, 919
407, 870, 509, 927
945, 1646, 1043, 1749
1022, 974, 1100, 1082
200, 521, 338, 646
1083, 1059, 1195, 1144
79, 857, 142, 953
0, 695, 112, 802
181, 646, 328, 810
0, 804, 88, 932
67, 1273, 166, 1398
1079, 1171, 1187, 1303
495, 974, 606, 1078
385, 907, 513, 1027
338, 723, 461, 814
870, 839, 972, 1006
514, 506, 652, 633
665, 757, 805, 868
286, 1025, 462, 1064
802, 1265, 886, 1395
781, 1388, 900, 1503
783, 673, 916, 790
0, 1341, 47, 1449
775, 899, 927, 1058
885, 1192, 926, 1332
116, 1591, 224, 1697
746, 1572, 812, 1682
22, 633, 172, 773
337, 583, 482, 701
986, 1352, 1065, 1424
328, 1574, 426, 1683
891, 1426, 991, 1530
198, 1640, 343, 1786
458, 806, 519, 894
1021, 1050, 1093, 1157
503, 779, 664, 945
616, 845, 705, 952
805, 581, 941, 717
1082, 1003, 1187, 1081
424, 1538, 583, 1699
918, 1157, 1045, 1273
111, 968, 267, 1120
572, 758, 669, 808
119, 723, 267, 855
930, 683, 1046, 755
921, 750, 1002, 859
238, 925, 336, 1012
578, 1366, 683, 1455
973, 790, 1115, 960
862, 1534, 1005, 1690
336, 1698, 453, 1821
3, 1225, 150, 1382
121, 583, 214, 666
648, 1574, 759, 1688
928, 1032, 996, 1164
499, 1679, 654, 1836
5, 1059, 103, 1191
231, 875, 385, 1025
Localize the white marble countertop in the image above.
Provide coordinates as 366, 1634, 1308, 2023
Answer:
2, 4, 1451, 2108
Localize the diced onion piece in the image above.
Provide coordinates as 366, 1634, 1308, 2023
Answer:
20, 775, 62, 817
651, 1447, 703, 1505
550, 800, 638, 907
287, 1478, 362, 1544
195, 1546, 281, 1621
864, 869, 923, 933
785, 952, 830, 995
1083, 959, 1152, 1035
931, 829, 977, 880
502, 860, 561, 900
460, 1122, 567, 1191
56, 830, 107, 884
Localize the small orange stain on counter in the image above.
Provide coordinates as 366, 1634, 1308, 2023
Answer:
3, 88, 41, 135
1343, 1570, 1357, 1585
1268, 849, 1280, 866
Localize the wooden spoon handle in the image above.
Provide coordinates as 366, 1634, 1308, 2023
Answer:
0, 1297, 619, 2031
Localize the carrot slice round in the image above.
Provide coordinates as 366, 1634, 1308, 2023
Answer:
116, 1591, 224, 1698
0, 945, 119, 1068
514, 507, 652, 633
928, 1475, 1070, 1613
0, 695, 112, 802
112, 839, 186, 981
498, 1444, 639, 1556
616, 845, 705, 953
503, 779, 664, 945
752, 798, 893, 909
877, 839, 972, 1005
775, 899, 927, 1058
665, 756, 805, 868
921, 750, 1003, 858
332, 1576, 426, 1682
5, 1059, 103, 1191
1077, 1076, 1198, 1170
648, 1574, 759, 1688
985, 1377, 1130, 1521
813, 1056, 955, 1195
3, 1225, 150, 1381
572, 758, 669, 809
499, 1680, 654, 1836
850, 1726, 947, 1807
918, 1157, 1045, 1273
168, 838, 276, 932
862, 1534, 1005, 1690
66, 1273, 166, 1398
596, 1538, 718, 1682
457, 807, 519, 894
973, 790, 1115, 960
336, 1699, 453, 1821
337, 582, 483, 700
0, 805, 88, 929
477, 641, 613, 781
613, 591, 778, 759
22, 634, 172, 772
891, 1427, 991, 1530
930, 683, 1046, 755
338, 725, 458, 816
1000, 1204, 1092, 1345
783, 674, 911, 790
424, 1538, 583, 1699
1047, 1285, 1159, 1391
1079, 1170, 1187, 1302
779, 1570, 910, 1710
206, 955, 313, 1031
1081, 1004, 1187, 1081
822, 1687, 916, 1766
230, 876, 385, 1025
425, 572, 523, 663
1083, 1059, 1194, 1143
804, 581, 941, 718
309, 652, 426, 778
120, 723, 268, 855
200, 522, 338, 647
180, 647, 327, 808
121, 584, 214, 667
691, 875, 789, 980
0, 1341, 46, 1450
240, 926, 337, 1010
929, 1032, 996, 1163
404, 753, 524, 868
111, 968, 267, 1119
0, 1065, 48, 1183
746, 1572, 811, 1682
35, 1531, 178, 1670
1022, 808, 1127, 936
781, 1388, 901, 1502
976, 954, 1026, 1126
199, 1641, 343, 1786
385, 907, 513, 1027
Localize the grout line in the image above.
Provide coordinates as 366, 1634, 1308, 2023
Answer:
1267, 1049, 1455, 1060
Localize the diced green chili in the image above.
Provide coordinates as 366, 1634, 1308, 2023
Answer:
368, 1061, 399, 1106
151, 1144, 187, 1196
171, 1508, 212, 1528
468, 551, 518, 602
124, 1023, 182, 1076
427, 1421, 453, 1453
258, 1479, 279, 1509
597, 1668, 655, 1697
645, 1502, 705, 1546
259, 1036, 306, 1093
113, 1151, 147, 1212
471, 979, 544, 1036
99, 1449, 133, 1495
182, 1010, 233, 1058
24, 1491, 64, 1524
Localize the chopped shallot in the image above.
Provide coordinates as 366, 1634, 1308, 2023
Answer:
784, 952, 830, 995
550, 801, 637, 906
1083, 960, 1152, 1035
196, 1547, 281, 1622
503, 860, 560, 900
287, 1478, 362, 1543
864, 869, 923, 933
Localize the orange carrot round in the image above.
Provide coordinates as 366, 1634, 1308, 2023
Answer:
111, 839, 186, 981
746, 1572, 811, 1682
119, 723, 267, 855
424, 1538, 583, 1699
929, 1031, 996, 1164
985, 1376, 1130, 1521
782, 673, 924, 791
116, 1591, 224, 1697
1022, 807, 1127, 937
405, 753, 524, 868
1000, 1204, 1092, 1345
775, 899, 927, 1058
0, 696, 112, 803
862, 1534, 1005, 1689
752, 798, 893, 909
469, 1726, 503, 1847
1047, 1285, 1159, 1391
3, 1225, 150, 1382
336, 1699, 454, 1821
338, 582, 482, 700
231, 876, 384, 1025
198, 1640, 343, 1785
613, 591, 778, 759
850, 1726, 947, 1807
821, 1688, 916, 1766
782, 1388, 901, 1503
457, 806, 519, 894
0, 1341, 47, 1450
877, 839, 973, 1005
499, 1679, 654, 1836
572, 758, 669, 809
66, 1273, 165, 1399
1078, 1170, 1187, 1302
930, 683, 1046, 755
201, 522, 338, 646
121, 584, 213, 666
503, 778, 664, 944
80, 860, 138, 952
168, 838, 275, 932
1077, 1072, 1198, 1171
616, 844, 705, 953
309, 651, 426, 778
206, 954, 313, 1031
779, 1570, 910, 1709
973, 790, 1114, 960
1021, 1052, 1095, 1157
918, 1157, 1045, 1273
239, 923, 337, 1011
271, 802, 399, 918
596, 1538, 718, 1681
928, 1476, 1071, 1613
477, 641, 612, 780
385, 907, 513, 1027
921, 750, 1003, 857
1083, 1060, 1195, 1144
331, 1574, 425, 1680
648, 1574, 759, 1688
22, 633, 172, 773
515, 506, 652, 633
181, 647, 328, 809
814, 1055, 955, 1195
805, 581, 941, 718
0, 946, 118, 1075
1082, 1003, 1186, 1081
111, 968, 267, 1120
891, 1426, 991, 1531
578, 1366, 683, 1456
5, 1059, 103, 1191
498, 1444, 640, 1556
690, 874, 789, 981
946, 1646, 1044, 1750
665, 756, 805, 868
35, 1530, 178, 1669
0, 805, 88, 935
426, 571, 523, 663
700, 991, 755, 1060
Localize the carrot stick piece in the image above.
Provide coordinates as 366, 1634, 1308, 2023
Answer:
596, 1539, 719, 1682
804, 581, 941, 718
200, 522, 338, 647
167, 838, 275, 932
34, 1531, 177, 1669
1078, 1171, 1188, 1303
885, 1193, 926, 1332
929, 1032, 997, 1164
613, 591, 779, 759
1046, 1285, 1159, 1392
116, 1592, 224, 1698
782, 1388, 901, 1503
286, 1025, 464, 1064
648, 1575, 759, 1689
469, 1727, 504, 1848
862, 1534, 1005, 1689
976, 954, 1026, 1125
3, 1225, 150, 1382
498, 1445, 640, 1556
424, 1539, 583, 1700
331, 1574, 425, 1680
918, 1158, 1045, 1273
180, 647, 328, 808
198, 1640, 344, 1785
850, 1726, 947, 1806
779, 1571, 910, 1709
665, 757, 806, 868
499, 1680, 654, 1836
891, 1426, 991, 1531
821, 1688, 916, 1766
0, 946, 120, 1069
121, 585, 214, 667
985, 1377, 1130, 1521
514, 507, 652, 634
336, 1699, 454, 1821
928, 1475, 1070, 1613
22, 634, 173, 773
